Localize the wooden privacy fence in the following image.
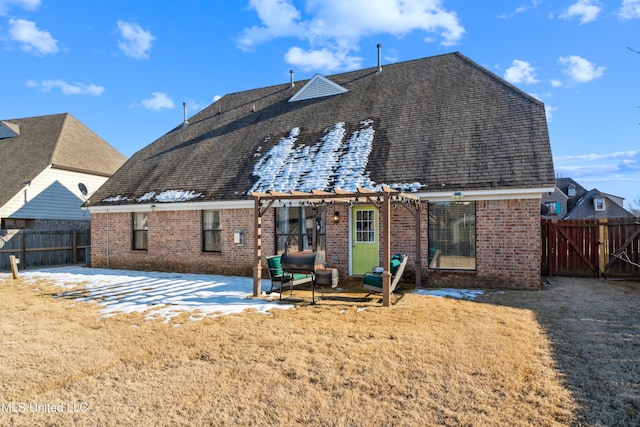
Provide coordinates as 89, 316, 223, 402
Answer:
541, 218, 640, 278
0, 230, 90, 271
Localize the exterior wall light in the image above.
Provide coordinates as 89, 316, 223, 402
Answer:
332, 211, 340, 223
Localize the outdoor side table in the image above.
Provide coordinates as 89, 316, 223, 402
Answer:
315, 268, 339, 288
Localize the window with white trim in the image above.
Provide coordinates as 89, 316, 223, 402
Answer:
594, 198, 605, 211
202, 210, 221, 252
132, 212, 148, 250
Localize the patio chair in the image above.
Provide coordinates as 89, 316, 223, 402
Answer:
266, 255, 313, 300
361, 254, 408, 294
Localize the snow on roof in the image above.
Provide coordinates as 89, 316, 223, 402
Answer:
103, 190, 202, 204
249, 119, 422, 194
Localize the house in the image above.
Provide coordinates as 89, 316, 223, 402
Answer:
542, 177, 635, 220
87, 52, 555, 290
0, 113, 126, 231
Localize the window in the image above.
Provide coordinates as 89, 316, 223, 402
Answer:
428, 201, 476, 270
594, 198, 605, 211
543, 202, 561, 215
203, 210, 221, 252
132, 212, 148, 250
355, 209, 376, 242
568, 186, 576, 197
275, 206, 325, 255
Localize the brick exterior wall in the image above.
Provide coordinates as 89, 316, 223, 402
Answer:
475, 199, 541, 289
90, 197, 541, 290
91, 209, 258, 276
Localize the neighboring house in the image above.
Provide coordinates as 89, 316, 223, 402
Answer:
0, 113, 126, 231
542, 177, 635, 220
87, 52, 555, 290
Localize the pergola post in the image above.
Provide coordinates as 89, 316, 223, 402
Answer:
382, 190, 391, 307
414, 206, 422, 288
253, 197, 262, 297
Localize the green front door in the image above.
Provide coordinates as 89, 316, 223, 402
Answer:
351, 206, 378, 275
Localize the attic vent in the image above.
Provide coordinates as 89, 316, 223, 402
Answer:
0, 121, 20, 139
288, 74, 348, 102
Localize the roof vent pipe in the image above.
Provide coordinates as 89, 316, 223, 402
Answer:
377, 44, 382, 73
290, 69, 295, 88
182, 102, 189, 128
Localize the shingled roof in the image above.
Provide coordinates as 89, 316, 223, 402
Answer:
0, 113, 127, 207
564, 189, 635, 220
90, 52, 555, 207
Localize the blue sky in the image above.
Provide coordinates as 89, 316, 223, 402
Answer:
1, 0, 639, 206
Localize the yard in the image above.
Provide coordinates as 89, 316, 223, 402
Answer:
0, 268, 638, 426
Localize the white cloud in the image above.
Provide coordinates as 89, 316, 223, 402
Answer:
551, 79, 563, 87
559, 55, 605, 82
285, 46, 362, 72
238, 0, 465, 72
555, 150, 639, 162
503, 59, 539, 85
117, 20, 155, 59
515, 1, 541, 14
8, 18, 58, 55
0, 0, 40, 15
618, 0, 640, 19
560, 0, 601, 24
213, 95, 222, 102
140, 92, 175, 110
498, 0, 541, 18
545, 105, 558, 121
26, 79, 104, 95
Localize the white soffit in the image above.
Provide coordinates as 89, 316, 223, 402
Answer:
288, 74, 348, 102
415, 187, 555, 201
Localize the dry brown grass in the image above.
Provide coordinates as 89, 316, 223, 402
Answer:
5, 274, 636, 426
489, 277, 640, 426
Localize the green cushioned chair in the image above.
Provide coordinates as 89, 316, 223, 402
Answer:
361, 254, 408, 294
266, 255, 313, 299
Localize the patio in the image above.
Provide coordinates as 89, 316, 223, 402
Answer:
268, 276, 408, 307
251, 187, 422, 306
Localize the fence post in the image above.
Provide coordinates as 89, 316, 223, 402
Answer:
9, 255, 19, 279
72, 231, 77, 264
599, 219, 608, 278
20, 231, 26, 268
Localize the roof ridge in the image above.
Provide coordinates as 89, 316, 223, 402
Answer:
453, 52, 545, 107
49, 112, 71, 165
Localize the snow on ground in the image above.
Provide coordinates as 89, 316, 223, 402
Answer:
414, 288, 485, 300
3, 266, 292, 323
2, 267, 486, 322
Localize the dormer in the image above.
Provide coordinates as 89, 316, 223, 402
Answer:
288, 74, 348, 102
0, 120, 20, 139
593, 196, 605, 211
567, 184, 576, 197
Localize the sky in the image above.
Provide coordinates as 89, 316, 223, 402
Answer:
1, 266, 484, 322
1, 0, 639, 206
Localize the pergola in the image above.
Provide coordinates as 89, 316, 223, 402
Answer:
250, 187, 422, 307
